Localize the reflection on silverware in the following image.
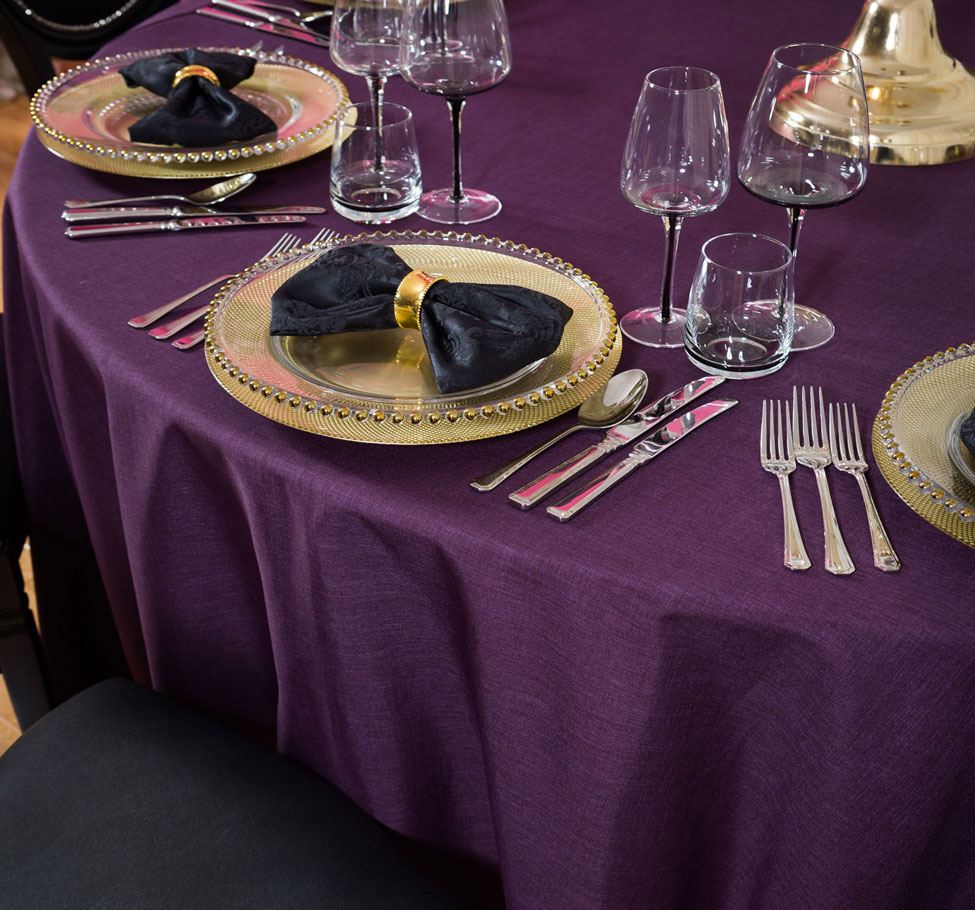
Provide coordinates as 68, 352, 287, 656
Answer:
471, 369, 649, 491
240, 0, 332, 25
829, 402, 901, 571
63, 205, 325, 223
509, 375, 724, 509
197, 6, 331, 47
214, 0, 330, 31
129, 232, 300, 329
792, 386, 854, 575
64, 174, 257, 209
760, 399, 810, 571
65, 215, 306, 239
546, 398, 739, 521
169, 228, 338, 349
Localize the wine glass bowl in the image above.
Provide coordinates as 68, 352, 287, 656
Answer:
737, 43, 869, 349
619, 66, 731, 347
399, 0, 512, 224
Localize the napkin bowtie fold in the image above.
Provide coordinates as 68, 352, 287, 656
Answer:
269, 244, 574, 395
120, 50, 277, 147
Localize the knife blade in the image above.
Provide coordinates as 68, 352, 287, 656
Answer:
63, 205, 325, 223
509, 375, 725, 509
64, 214, 306, 239
197, 6, 330, 48
213, 0, 329, 32
545, 398, 739, 522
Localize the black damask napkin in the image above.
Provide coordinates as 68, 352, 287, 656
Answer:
270, 244, 574, 394
120, 49, 276, 147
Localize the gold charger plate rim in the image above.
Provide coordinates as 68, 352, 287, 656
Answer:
31, 46, 348, 179
204, 230, 621, 445
872, 342, 975, 548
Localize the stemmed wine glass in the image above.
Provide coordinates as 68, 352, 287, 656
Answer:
330, 0, 405, 172
399, 0, 512, 224
619, 67, 730, 347
737, 43, 869, 350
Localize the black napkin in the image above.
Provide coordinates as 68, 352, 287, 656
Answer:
120, 49, 277, 147
270, 244, 574, 394
961, 407, 975, 458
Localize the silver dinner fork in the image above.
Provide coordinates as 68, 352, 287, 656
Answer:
170, 227, 338, 350
760, 400, 811, 571
792, 386, 855, 575
128, 232, 298, 330
828, 402, 901, 571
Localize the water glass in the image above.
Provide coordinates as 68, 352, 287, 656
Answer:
330, 102, 421, 223
684, 232, 793, 379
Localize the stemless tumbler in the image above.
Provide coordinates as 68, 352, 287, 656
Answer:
330, 102, 421, 223
684, 232, 794, 378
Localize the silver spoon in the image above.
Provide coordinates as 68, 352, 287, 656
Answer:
471, 368, 650, 491
63, 173, 257, 209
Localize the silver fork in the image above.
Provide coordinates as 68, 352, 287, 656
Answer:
171, 227, 338, 350
829, 402, 901, 571
792, 386, 855, 575
128, 232, 297, 330
760, 400, 811, 571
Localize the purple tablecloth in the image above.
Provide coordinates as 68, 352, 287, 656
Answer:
5, 0, 975, 907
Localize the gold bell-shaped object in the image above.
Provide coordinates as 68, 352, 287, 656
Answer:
842, 0, 975, 164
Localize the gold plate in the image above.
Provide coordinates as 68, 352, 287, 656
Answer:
31, 47, 348, 179
205, 230, 621, 444
872, 343, 975, 548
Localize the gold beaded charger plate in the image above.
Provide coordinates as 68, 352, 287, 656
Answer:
205, 230, 621, 444
873, 343, 975, 548
31, 47, 348, 179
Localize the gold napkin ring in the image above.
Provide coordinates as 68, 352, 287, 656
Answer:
172, 65, 220, 88
393, 270, 447, 331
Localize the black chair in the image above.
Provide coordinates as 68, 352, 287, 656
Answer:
0, 0, 178, 94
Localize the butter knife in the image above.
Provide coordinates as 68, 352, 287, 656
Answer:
197, 7, 330, 47
62, 205, 324, 223
509, 375, 725, 509
65, 214, 306, 238
546, 398, 739, 522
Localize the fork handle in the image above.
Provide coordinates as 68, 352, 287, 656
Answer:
776, 474, 811, 571
854, 473, 901, 571
813, 468, 855, 575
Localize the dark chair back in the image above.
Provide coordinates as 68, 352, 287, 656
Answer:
0, 0, 178, 94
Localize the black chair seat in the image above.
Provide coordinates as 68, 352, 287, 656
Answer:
0, 679, 466, 909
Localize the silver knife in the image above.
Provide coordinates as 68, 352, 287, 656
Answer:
546, 398, 739, 522
509, 375, 725, 509
62, 205, 325, 223
64, 214, 306, 238
197, 7, 330, 48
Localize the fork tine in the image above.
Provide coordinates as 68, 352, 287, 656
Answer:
792, 386, 800, 447
849, 403, 864, 462
785, 401, 794, 461
776, 399, 785, 461
828, 402, 837, 459
761, 400, 768, 461
817, 388, 827, 450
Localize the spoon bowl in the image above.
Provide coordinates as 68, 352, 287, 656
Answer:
471, 369, 649, 491
63, 173, 257, 210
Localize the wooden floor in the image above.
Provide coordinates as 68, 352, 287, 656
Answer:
1, 91, 36, 753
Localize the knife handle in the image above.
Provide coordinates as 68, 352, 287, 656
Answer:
508, 443, 611, 509
546, 455, 643, 522
63, 207, 175, 222
65, 220, 170, 238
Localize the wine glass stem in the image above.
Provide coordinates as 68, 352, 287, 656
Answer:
367, 72, 387, 173
446, 95, 467, 203
788, 206, 806, 258
658, 214, 682, 322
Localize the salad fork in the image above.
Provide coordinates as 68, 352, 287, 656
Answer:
170, 227, 338, 350
829, 402, 901, 571
792, 386, 855, 575
760, 399, 811, 570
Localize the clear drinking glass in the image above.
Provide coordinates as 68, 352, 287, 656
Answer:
399, 0, 512, 224
330, 0, 404, 172
330, 102, 421, 222
737, 43, 869, 351
684, 232, 794, 378
619, 66, 731, 347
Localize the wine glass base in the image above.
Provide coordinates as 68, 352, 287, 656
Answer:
416, 188, 501, 224
791, 306, 835, 351
620, 307, 687, 348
